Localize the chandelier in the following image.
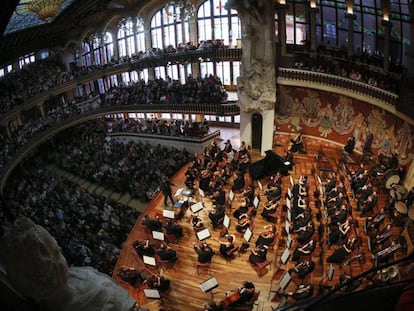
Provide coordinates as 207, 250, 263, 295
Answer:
17, 0, 66, 21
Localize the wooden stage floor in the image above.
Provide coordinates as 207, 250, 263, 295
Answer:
113, 133, 405, 311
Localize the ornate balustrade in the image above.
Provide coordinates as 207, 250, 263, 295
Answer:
277, 67, 399, 113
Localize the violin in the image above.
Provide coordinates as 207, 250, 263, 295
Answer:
222, 291, 241, 306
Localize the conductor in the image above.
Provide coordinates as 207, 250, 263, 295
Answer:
289, 133, 306, 154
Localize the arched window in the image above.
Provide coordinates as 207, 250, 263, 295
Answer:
82, 42, 91, 67
197, 0, 241, 86
118, 17, 144, 57
104, 32, 114, 63
92, 36, 101, 65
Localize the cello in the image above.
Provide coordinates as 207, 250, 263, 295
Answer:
221, 291, 241, 307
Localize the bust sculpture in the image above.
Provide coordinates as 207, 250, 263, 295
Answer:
0, 217, 135, 311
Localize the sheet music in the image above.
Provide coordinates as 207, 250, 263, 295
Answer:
285, 221, 290, 235
290, 176, 294, 186
163, 209, 175, 219
253, 196, 260, 208
174, 188, 184, 197
223, 214, 230, 229
317, 176, 322, 185
198, 188, 205, 198
152, 231, 164, 241
287, 209, 291, 222
279, 272, 291, 290
143, 255, 156, 266
258, 180, 263, 191
190, 201, 203, 213
286, 198, 291, 210
286, 234, 292, 249
328, 264, 335, 281
244, 227, 253, 242
144, 289, 161, 299
287, 187, 292, 199
197, 228, 211, 241
200, 276, 218, 293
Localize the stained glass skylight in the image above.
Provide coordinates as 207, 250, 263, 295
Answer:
4, 0, 75, 35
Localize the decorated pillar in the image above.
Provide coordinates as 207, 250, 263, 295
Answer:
226, 0, 276, 155
276, 1, 287, 56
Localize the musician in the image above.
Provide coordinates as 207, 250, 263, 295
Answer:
261, 199, 279, 221
296, 221, 315, 244
292, 240, 316, 262
218, 234, 236, 258
330, 205, 348, 225
290, 133, 306, 154
371, 224, 393, 246
194, 242, 215, 263
328, 219, 351, 245
242, 183, 255, 204
117, 267, 143, 287
238, 141, 251, 172
360, 192, 378, 216
233, 197, 250, 219
232, 170, 245, 193
142, 214, 163, 232
365, 208, 386, 232
224, 139, 233, 154
208, 204, 225, 229
236, 213, 251, 233
163, 219, 183, 239
202, 300, 224, 311
248, 244, 268, 265
373, 239, 399, 264
344, 136, 356, 155
145, 274, 171, 292
199, 169, 212, 194
284, 284, 314, 301
211, 186, 226, 206
222, 281, 255, 307
327, 237, 357, 264
156, 243, 178, 263
255, 225, 276, 247
363, 132, 374, 155
288, 260, 315, 279
133, 239, 155, 258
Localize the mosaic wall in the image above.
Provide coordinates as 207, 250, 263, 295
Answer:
275, 85, 414, 166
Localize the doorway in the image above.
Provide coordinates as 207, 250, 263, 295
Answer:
251, 113, 262, 151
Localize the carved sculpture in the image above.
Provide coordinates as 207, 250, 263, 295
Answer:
0, 217, 135, 311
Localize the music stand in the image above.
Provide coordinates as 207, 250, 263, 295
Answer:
290, 176, 294, 186
287, 208, 291, 222
191, 201, 204, 213
163, 209, 175, 219
278, 271, 291, 291
286, 234, 292, 249
285, 221, 290, 235
328, 263, 335, 281
197, 228, 211, 241
317, 176, 322, 186
152, 231, 164, 241
287, 187, 292, 199
286, 198, 291, 209
280, 248, 290, 265
223, 214, 231, 229
143, 289, 161, 299
174, 188, 184, 197
199, 188, 205, 198
258, 180, 263, 191
229, 190, 235, 201
200, 276, 219, 300
253, 196, 260, 208
244, 227, 253, 242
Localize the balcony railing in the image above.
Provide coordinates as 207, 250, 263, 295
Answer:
277, 67, 399, 111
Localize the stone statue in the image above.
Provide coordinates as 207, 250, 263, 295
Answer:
225, 0, 276, 112
0, 217, 135, 311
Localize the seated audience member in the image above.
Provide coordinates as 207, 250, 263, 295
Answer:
248, 244, 268, 265
194, 242, 215, 263
289, 260, 315, 279
156, 243, 178, 263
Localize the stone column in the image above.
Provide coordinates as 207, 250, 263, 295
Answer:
309, 5, 318, 52
382, 20, 392, 71
226, 0, 276, 155
346, 13, 356, 58
276, 3, 287, 56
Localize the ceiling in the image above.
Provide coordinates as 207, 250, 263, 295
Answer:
0, 0, 157, 65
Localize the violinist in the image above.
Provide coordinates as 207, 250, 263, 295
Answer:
155, 243, 178, 263
248, 244, 268, 265
292, 240, 316, 262
208, 204, 225, 229
328, 219, 351, 245
233, 197, 249, 219
236, 213, 251, 233
296, 221, 315, 244
288, 260, 315, 279
194, 242, 215, 263
261, 199, 279, 221
255, 225, 276, 247
132, 239, 155, 258
232, 170, 245, 193
218, 234, 236, 258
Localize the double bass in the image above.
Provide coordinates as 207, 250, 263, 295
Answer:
221, 291, 241, 307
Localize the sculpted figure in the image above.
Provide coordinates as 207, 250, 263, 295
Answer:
0, 217, 135, 311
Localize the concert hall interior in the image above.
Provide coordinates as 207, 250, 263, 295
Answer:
0, 1, 414, 311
